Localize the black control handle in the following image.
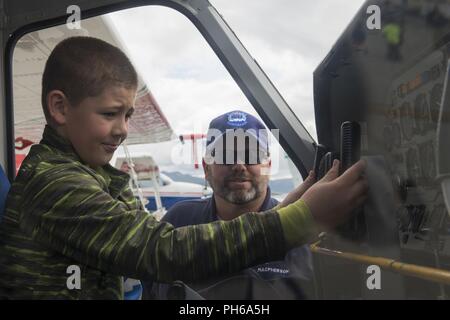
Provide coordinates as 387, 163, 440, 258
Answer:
336, 121, 366, 241
340, 121, 361, 174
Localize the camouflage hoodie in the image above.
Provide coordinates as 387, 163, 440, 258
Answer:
0, 125, 310, 299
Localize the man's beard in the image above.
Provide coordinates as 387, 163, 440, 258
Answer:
224, 185, 257, 204
210, 175, 266, 205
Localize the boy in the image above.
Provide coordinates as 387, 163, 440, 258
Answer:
0, 37, 367, 299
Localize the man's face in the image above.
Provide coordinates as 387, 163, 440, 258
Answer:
204, 159, 270, 205
64, 86, 135, 168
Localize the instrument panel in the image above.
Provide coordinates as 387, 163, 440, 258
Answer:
386, 48, 449, 256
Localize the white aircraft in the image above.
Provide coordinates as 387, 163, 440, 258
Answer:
115, 155, 212, 215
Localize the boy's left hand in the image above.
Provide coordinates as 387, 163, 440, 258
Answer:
279, 170, 316, 208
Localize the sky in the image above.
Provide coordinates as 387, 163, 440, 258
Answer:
106, 0, 366, 178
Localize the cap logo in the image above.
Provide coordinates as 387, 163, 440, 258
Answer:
227, 111, 247, 127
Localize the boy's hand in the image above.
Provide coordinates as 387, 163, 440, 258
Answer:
279, 170, 316, 208
300, 159, 368, 230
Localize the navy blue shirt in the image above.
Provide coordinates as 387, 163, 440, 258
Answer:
150, 188, 313, 300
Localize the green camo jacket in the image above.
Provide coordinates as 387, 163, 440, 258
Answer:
0, 125, 294, 299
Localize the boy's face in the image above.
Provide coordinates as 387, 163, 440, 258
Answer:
64, 86, 136, 168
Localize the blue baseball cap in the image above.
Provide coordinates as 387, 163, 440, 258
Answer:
205, 110, 269, 164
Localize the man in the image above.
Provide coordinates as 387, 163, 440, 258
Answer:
151, 110, 317, 299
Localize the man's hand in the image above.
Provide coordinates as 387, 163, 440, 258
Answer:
279, 170, 316, 208
300, 159, 368, 230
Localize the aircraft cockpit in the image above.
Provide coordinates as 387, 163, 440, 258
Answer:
313, 0, 450, 299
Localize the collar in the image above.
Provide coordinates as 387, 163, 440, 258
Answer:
40, 125, 81, 162
40, 125, 130, 198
